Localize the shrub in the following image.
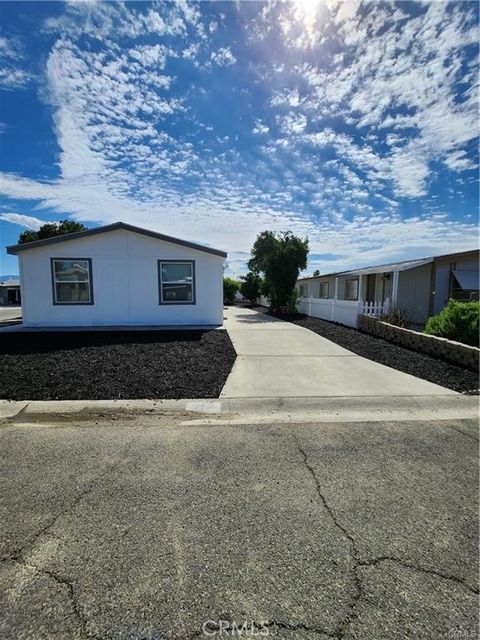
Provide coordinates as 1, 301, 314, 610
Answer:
223, 277, 240, 305
382, 307, 408, 328
239, 272, 262, 304
424, 300, 480, 347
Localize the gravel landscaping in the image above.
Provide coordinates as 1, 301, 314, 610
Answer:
0, 329, 236, 400
252, 306, 479, 394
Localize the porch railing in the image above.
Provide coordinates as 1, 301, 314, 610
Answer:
362, 297, 390, 318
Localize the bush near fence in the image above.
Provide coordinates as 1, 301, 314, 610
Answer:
358, 315, 479, 372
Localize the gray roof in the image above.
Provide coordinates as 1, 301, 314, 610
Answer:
6, 221, 227, 258
298, 248, 479, 282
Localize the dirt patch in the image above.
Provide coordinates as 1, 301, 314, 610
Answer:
251, 306, 478, 395
0, 330, 236, 400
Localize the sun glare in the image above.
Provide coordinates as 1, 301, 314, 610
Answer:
294, 0, 321, 25
290, 0, 322, 46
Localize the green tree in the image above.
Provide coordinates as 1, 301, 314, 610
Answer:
239, 271, 262, 305
19, 219, 88, 244
313, 269, 320, 276
223, 277, 240, 305
248, 231, 309, 313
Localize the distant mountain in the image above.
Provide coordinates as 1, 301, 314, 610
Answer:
0, 275, 19, 281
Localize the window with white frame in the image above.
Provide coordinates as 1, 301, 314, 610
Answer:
159, 261, 195, 304
319, 281, 329, 298
344, 278, 359, 300
51, 258, 93, 304
298, 284, 306, 297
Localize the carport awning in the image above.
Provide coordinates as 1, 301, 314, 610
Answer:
452, 270, 479, 290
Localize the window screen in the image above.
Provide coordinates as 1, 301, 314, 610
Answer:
52, 259, 92, 304
159, 261, 195, 303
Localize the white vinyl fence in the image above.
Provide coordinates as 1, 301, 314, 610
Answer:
297, 297, 391, 328
297, 297, 361, 327
258, 294, 390, 328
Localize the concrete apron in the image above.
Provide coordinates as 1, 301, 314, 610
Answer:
221, 306, 456, 398
1, 396, 478, 426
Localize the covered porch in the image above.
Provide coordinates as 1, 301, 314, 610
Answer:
297, 257, 434, 328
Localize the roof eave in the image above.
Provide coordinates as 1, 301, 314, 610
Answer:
6, 222, 227, 258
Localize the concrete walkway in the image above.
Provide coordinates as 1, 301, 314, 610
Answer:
221, 306, 455, 398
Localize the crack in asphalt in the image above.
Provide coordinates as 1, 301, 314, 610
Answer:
293, 434, 478, 638
5, 557, 96, 640
1, 464, 112, 564
0, 433, 138, 639
1, 432, 137, 564
293, 435, 363, 639
441, 422, 479, 443
357, 556, 479, 595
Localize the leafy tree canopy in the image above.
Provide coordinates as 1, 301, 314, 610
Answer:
239, 271, 262, 304
248, 230, 309, 313
19, 219, 88, 244
223, 277, 240, 304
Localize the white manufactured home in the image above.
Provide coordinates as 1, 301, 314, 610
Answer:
296, 249, 479, 328
6, 222, 226, 327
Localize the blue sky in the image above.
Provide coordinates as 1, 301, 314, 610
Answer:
0, 0, 478, 277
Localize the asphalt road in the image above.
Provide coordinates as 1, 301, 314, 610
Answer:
0, 411, 478, 639
0, 307, 21, 323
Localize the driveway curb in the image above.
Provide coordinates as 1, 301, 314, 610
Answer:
1, 395, 478, 424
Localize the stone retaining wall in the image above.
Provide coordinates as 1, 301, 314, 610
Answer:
358, 315, 479, 372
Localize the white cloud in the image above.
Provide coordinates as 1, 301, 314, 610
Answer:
0, 0, 477, 277
444, 150, 478, 172
210, 47, 236, 67
271, 88, 302, 107
252, 120, 269, 135
278, 112, 307, 135
0, 213, 45, 230
0, 36, 33, 89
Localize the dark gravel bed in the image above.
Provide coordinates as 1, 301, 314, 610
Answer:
0, 330, 236, 400
251, 306, 479, 394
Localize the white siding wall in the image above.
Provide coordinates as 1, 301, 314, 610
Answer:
19, 229, 224, 327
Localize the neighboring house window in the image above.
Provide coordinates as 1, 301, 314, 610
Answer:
298, 284, 306, 297
450, 271, 479, 302
319, 282, 329, 298
344, 279, 359, 300
51, 258, 93, 304
159, 260, 195, 304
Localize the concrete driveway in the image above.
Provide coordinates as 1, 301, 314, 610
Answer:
0, 406, 478, 639
221, 307, 454, 398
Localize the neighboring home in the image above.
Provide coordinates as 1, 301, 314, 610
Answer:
6, 222, 226, 327
296, 248, 479, 328
0, 279, 21, 305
